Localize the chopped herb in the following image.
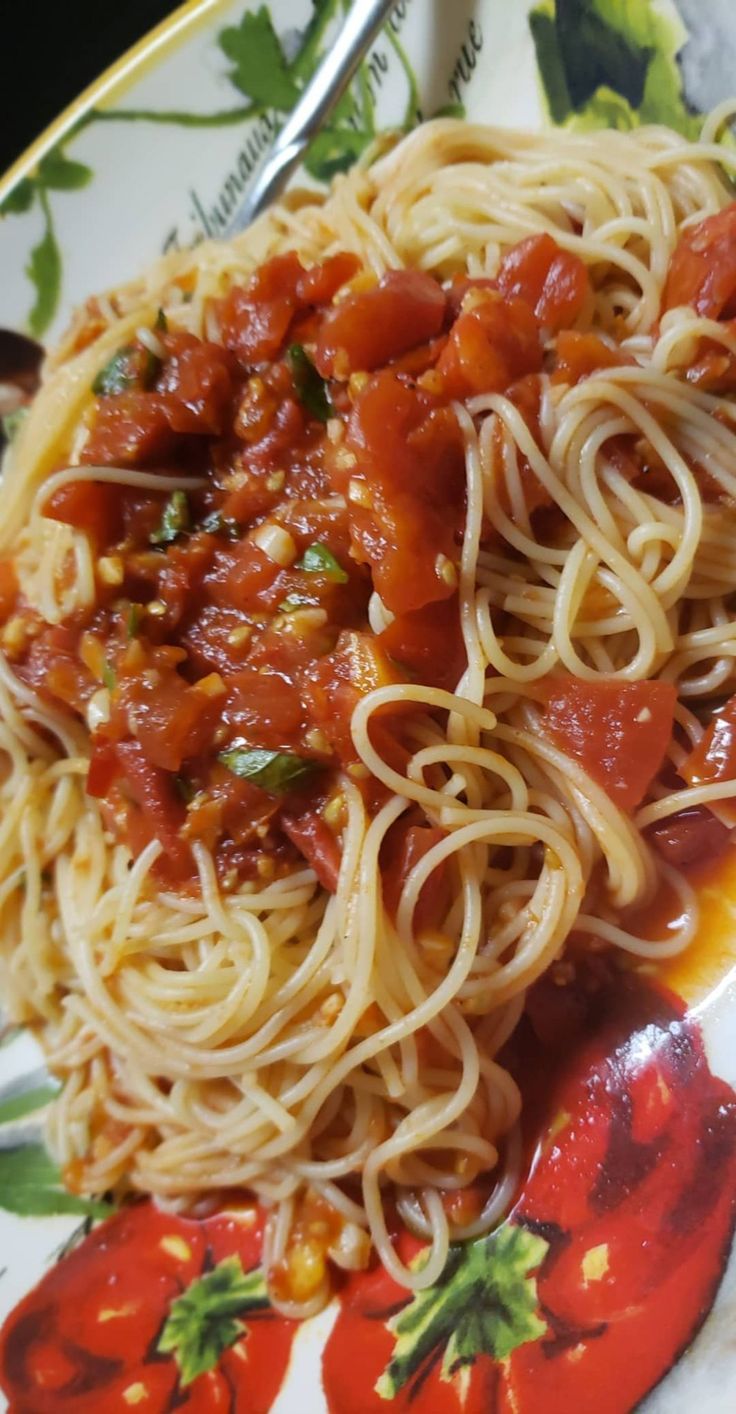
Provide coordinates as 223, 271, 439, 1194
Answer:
218, 747, 319, 794
126, 603, 142, 639
174, 775, 195, 804
150, 490, 191, 546
101, 660, 116, 692
298, 542, 348, 583
200, 510, 241, 541
287, 343, 333, 423
278, 594, 313, 613
92, 344, 160, 396
155, 307, 169, 332
1, 407, 28, 443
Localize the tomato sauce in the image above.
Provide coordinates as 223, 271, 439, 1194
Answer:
0, 239, 578, 891
2, 218, 734, 899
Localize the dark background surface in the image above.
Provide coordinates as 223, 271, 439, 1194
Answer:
1, 3, 176, 176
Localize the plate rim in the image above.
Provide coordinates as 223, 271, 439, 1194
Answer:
0, 0, 230, 203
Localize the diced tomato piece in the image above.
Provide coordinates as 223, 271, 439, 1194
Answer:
209, 540, 282, 616
491, 373, 552, 520
44, 479, 124, 545
114, 739, 191, 880
436, 289, 542, 399
157, 334, 236, 435
236, 396, 306, 477
497, 232, 589, 332
381, 821, 450, 932
552, 329, 629, 385
222, 668, 305, 753
305, 629, 404, 763
314, 270, 446, 378
662, 204, 736, 318
20, 624, 93, 713
681, 332, 736, 393
446, 275, 497, 319
82, 392, 177, 467
86, 737, 120, 797
542, 677, 677, 811
0, 559, 18, 620
345, 373, 465, 615
218, 252, 304, 364
280, 807, 342, 891
646, 805, 731, 868
296, 252, 361, 306
181, 604, 252, 677
378, 595, 466, 692
681, 697, 736, 821
118, 665, 224, 772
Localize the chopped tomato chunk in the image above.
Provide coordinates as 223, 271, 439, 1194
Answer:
381, 821, 450, 932
436, 289, 542, 399
552, 329, 630, 385
44, 479, 124, 545
497, 232, 589, 332
314, 270, 446, 378
117, 663, 224, 773
0, 559, 19, 620
281, 807, 341, 891
378, 596, 466, 693
345, 373, 464, 615
82, 392, 177, 467
543, 677, 677, 811
19, 624, 93, 713
157, 334, 236, 435
646, 806, 731, 869
662, 204, 736, 318
305, 629, 404, 763
296, 252, 361, 306
113, 739, 192, 881
681, 696, 736, 820
218, 252, 304, 364
222, 668, 305, 753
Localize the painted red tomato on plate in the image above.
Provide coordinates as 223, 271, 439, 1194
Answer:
1, 971, 735, 1414
321, 971, 736, 1414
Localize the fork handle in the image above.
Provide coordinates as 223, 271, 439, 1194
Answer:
230, 0, 397, 231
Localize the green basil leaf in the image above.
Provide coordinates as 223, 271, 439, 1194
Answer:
174, 774, 195, 804
219, 748, 318, 794
278, 594, 313, 613
150, 490, 191, 546
126, 603, 142, 639
287, 343, 333, 423
200, 510, 241, 541
93, 344, 160, 396
155, 307, 169, 332
1, 407, 29, 443
101, 660, 116, 692
297, 541, 348, 583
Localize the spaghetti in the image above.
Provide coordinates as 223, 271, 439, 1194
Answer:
2, 114, 736, 1309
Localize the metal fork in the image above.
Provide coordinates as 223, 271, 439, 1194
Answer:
229, 0, 396, 232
